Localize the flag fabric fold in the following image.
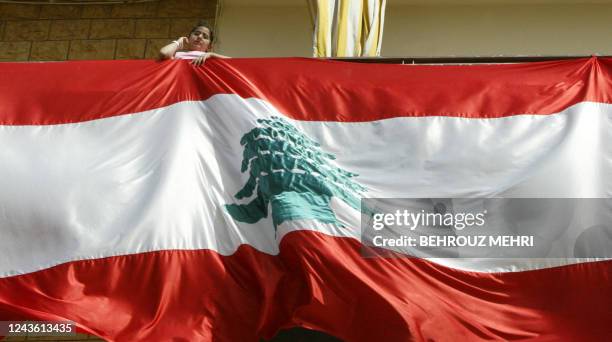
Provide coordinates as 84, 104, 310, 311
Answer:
0, 57, 611, 341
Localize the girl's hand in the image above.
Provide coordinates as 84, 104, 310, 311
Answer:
190, 53, 210, 66
191, 53, 229, 66
177, 37, 189, 50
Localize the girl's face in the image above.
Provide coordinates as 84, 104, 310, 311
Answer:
188, 26, 211, 52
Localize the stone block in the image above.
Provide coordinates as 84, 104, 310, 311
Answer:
0, 4, 40, 19
111, 2, 157, 18
135, 19, 170, 38
116, 39, 146, 59
49, 20, 90, 40
0, 41, 30, 61
170, 18, 200, 38
68, 39, 116, 60
157, 0, 216, 18
39, 5, 82, 19
81, 5, 113, 19
4, 20, 50, 41
30, 40, 69, 61
145, 38, 170, 59
90, 19, 134, 39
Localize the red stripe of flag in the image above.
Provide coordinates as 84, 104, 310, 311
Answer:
2, 57, 612, 125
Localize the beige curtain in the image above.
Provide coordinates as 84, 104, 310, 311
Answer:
311, 0, 386, 57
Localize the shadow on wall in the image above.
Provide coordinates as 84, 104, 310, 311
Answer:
0, 328, 341, 341
265, 327, 343, 342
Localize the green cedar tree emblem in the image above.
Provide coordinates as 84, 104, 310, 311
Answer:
225, 116, 366, 232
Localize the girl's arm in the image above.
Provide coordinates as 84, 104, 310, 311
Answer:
158, 37, 188, 60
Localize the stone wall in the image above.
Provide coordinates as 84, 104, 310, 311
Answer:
0, 0, 217, 62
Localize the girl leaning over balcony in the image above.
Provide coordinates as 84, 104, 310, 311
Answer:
159, 20, 229, 66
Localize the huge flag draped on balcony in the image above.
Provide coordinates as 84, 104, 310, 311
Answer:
0, 57, 611, 341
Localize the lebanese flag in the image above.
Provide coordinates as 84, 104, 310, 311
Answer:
0, 57, 611, 341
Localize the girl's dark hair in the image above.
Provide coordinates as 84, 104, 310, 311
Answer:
190, 20, 214, 43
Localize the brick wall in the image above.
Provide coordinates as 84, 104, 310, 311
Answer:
0, 0, 218, 62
